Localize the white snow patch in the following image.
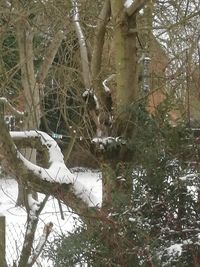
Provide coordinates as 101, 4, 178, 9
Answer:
0, 169, 102, 266
179, 173, 198, 181
28, 194, 40, 213
166, 243, 182, 257
71, 168, 102, 207
128, 217, 136, 222
124, 0, 134, 9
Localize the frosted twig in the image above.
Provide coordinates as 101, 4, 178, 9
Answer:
102, 74, 116, 93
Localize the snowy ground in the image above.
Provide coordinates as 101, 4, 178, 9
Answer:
0, 168, 102, 267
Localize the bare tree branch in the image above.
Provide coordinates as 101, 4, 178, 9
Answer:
71, 0, 91, 89
28, 222, 53, 267
18, 194, 49, 267
0, 117, 97, 213
156, 10, 200, 37
0, 97, 25, 118
36, 30, 66, 85
91, 0, 111, 84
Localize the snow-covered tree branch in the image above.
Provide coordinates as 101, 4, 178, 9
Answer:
0, 116, 100, 211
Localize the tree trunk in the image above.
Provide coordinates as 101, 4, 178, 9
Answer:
91, 0, 111, 108
15, 15, 40, 205
0, 216, 7, 267
18, 215, 38, 267
16, 19, 40, 130
100, 0, 139, 211
110, 0, 138, 122
101, 161, 133, 209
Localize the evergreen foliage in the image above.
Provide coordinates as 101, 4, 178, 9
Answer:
46, 100, 200, 266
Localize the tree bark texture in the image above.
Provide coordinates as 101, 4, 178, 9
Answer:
110, 0, 138, 117
16, 20, 40, 130
91, 0, 111, 108
0, 117, 92, 215
0, 216, 7, 267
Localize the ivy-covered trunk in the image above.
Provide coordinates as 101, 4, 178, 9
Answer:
101, 162, 133, 209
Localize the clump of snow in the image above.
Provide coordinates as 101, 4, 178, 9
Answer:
139, 8, 144, 15
166, 243, 182, 257
128, 217, 136, 222
28, 194, 40, 213
124, 0, 134, 9
71, 168, 102, 207
92, 136, 126, 150
179, 173, 198, 181
82, 89, 99, 110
